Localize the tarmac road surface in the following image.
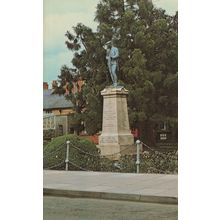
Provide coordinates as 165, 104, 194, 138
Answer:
44, 196, 178, 220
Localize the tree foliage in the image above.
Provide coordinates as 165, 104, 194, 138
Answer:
53, 0, 178, 145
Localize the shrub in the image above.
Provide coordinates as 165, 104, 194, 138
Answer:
140, 150, 178, 174
43, 135, 178, 174
118, 155, 136, 173
43, 129, 56, 140
99, 157, 119, 172
43, 134, 101, 171
106, 151, 178, 174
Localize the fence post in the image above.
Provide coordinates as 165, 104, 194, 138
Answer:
65, 140, 70, 171
136, 140, 141, 173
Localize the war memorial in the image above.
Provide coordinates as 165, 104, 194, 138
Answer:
98, 40, 135, 159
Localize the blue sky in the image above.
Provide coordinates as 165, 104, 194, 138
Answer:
44, 0, 178, 87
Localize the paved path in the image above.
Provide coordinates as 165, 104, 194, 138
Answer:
44, 170, 178, 204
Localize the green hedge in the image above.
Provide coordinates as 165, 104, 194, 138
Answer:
118, 151, 178, 174
141, 151, 178, 174
43, 129, 56, 140
43, 134, 178, 174
43, 134, 101, 171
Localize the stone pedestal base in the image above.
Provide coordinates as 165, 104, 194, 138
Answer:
97, 144, 136, 160
98, 86, 134, 160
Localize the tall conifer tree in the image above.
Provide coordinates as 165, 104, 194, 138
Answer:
53, 0, 178, 146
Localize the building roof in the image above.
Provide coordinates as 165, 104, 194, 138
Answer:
43, 89, 73, 110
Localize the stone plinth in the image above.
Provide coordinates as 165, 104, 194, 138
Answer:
98, 86, 135, 159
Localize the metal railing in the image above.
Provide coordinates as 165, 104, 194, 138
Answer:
43, 139, 177, 174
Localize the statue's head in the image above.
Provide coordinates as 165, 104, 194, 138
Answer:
111, 37, 117, 47
103, 40, 111, 50
107, 44, 111, 49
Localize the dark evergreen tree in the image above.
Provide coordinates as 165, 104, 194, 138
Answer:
53, 0, 178, 146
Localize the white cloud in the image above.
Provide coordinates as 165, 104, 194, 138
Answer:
44, 12, 98, 51
44, 0, 100, 15
43, 0, 178, 83
153, 0, 178, 15
44, 0, 178, 50
43, 1, 100, 83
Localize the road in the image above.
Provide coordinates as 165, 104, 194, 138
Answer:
44, 196, 178, 220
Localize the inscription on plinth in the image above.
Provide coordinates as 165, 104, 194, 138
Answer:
102, 103, 116, 129
99, 86, 134, 158
99, 136, 118, 144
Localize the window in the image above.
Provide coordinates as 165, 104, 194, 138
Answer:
58, 124, 63, 135
45, 110, 52, 114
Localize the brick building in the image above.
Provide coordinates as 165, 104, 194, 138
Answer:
43, 82, 75, 136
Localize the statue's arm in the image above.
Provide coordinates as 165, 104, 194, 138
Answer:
111, 47, 119, 59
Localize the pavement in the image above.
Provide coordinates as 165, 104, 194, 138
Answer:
43, 170, 178, 204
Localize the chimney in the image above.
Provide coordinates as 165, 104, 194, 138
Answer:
43, 82, 48, 90
52, 80, 58, 89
